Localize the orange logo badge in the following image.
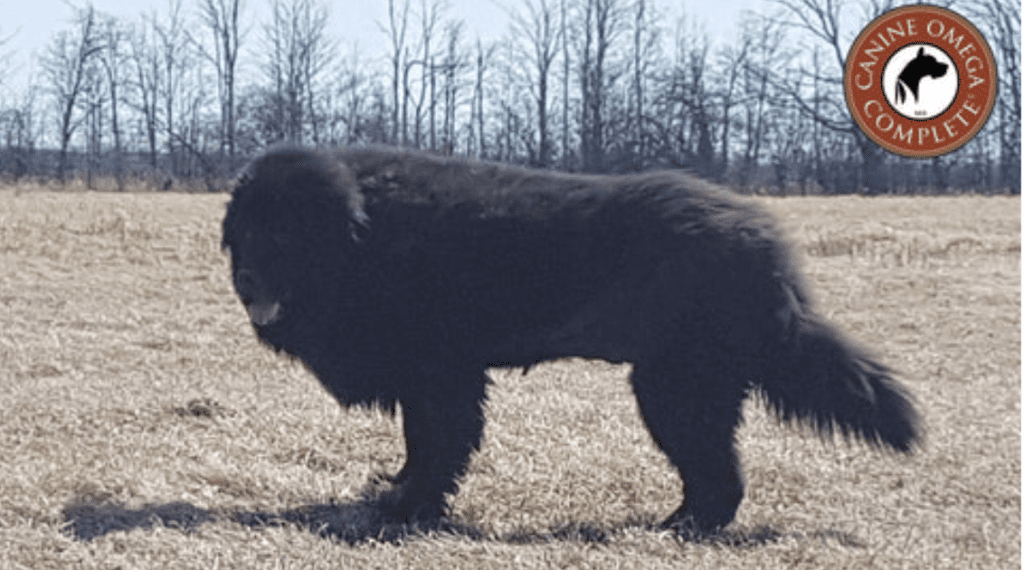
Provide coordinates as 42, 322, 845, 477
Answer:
845, 5, 997, 158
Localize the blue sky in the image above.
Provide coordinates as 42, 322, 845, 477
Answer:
4, 0, 772, 90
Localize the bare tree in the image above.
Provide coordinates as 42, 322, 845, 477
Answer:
2, 86, 39, 150
627, 0, 661, 171
409, 0, 446, 149
261, 0, 334, 144
967, 0, 1020, 191
326, 47, 364, 144
735, 14, 784, 189
686, 35, 714, 177
263, 0, 299, 142
4, 0, 1011, 192
154, 0, 188, 177
494, 37, 519, 161
0, 28, 41, 181
468, 38, 494, 158
559, 0, 571, 168
98, 16, 126, 190
196, 0, 246, 166
383, 0, 411, 144
173, 59, 220, 191
577, 0, 594, 168
439, 20, 465, 154
320, 43, 392, 147
631, 0, 644, 167
510, 0, 561, 166
0, 26, 15, 90
128, 19, 161, 170
43, 4, 103, 184
715, 29, 749, 180
301, 0, 335, 145
81, 45, 106, 189
578, 0, 624, 172
770, 0, 894, 193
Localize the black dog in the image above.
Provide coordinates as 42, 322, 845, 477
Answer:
895, 46, 948, 105
222, 146, 920, 535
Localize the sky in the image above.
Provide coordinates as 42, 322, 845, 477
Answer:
3, 0, 773, 92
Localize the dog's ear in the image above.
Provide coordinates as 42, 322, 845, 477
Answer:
917, 47, 924, 57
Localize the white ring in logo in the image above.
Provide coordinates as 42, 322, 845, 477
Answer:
882, 43, 959, 121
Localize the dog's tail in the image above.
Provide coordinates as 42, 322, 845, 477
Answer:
757, 293, 922, 453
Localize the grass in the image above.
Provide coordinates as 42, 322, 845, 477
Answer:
0, 189, 1018, 569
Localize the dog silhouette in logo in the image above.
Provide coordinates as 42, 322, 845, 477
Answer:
895, 47, 948, 105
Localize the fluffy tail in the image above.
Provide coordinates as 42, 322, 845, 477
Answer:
758, 312, 922, 453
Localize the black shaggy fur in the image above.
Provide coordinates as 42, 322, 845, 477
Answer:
222, 145, 921, 534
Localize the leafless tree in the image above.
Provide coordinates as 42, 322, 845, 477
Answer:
577, 0, 624, 172
686, 35, 714, 177
577, 0, 594, 169
81, 46, 106, 189
128, 20, 161, 169
494, 38, 519, 161
154, 0, 189, 177
171, 58, 222, 191
261, 0, 334, 144
0, 26, 15, 90
966, 0, 1020, 191
714, 29, 749, 180
623, 0, 662, 171
2, 86, 39, 150
330, 47, 368, 144
98, 16, 126, 190
735, 14, 784, 189
510, 0, 561, 166
0, 28, 40, 181
407, 0, 446, 149
196, 0, 246, 167
770, 0, 896, 193
559, 0, 572, 168
42, 4, 103, 184
630, 0, 645, 167
468, 38, 495, 158
3, 0, 1015, 193
438, 20, 465, 154
301, 0, 335, 145
383, 0, 411, 144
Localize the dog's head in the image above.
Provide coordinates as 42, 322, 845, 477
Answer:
907, 47, 948, 78
222, 147, 369, 332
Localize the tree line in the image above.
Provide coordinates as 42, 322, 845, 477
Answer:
0, 0, 1018, 194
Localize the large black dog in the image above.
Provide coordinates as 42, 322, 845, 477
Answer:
222, 146, 920, 534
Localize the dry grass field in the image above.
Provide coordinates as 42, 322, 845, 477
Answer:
0, 187, 1018, 569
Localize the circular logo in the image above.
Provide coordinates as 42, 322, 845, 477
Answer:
845, 5, 997, 158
